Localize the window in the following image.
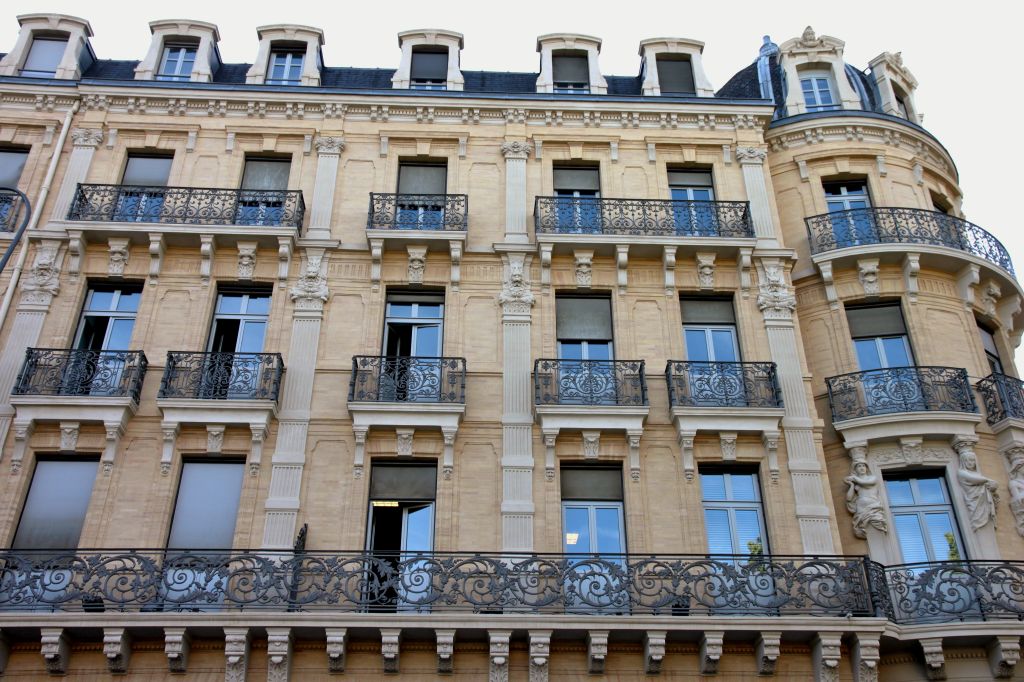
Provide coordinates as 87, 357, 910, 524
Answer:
556, 295, 620, 405
668, 169, 716, 235
375, 292, 446, 402
701, 469, 768, 556
978, 323, 1003, 374
13, 459, 99, 550
893, 86, 911, 120
266, 49, 303, 85
552, 52, 589, 93
824, 179, 874, 246
396, 161, 447, 229
561, 466, 626, 612
20, 37, 67, 78
656, 55, 696, 95
204, 290, 271, 399
238, 156, 290, 226
115, 154, 172, 222
885, 474, 966, 562
0, 148, 29, 189
681, 297, 738, 362
553, 165, 600, 233
931, 193, 953, 215
847, 303, 913, 371
800, 70, 839, 112
157, 43, 197, 81
63, 285, 143, 396
410, 48, 447, 90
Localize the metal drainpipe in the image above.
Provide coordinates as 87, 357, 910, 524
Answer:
0, 99, 79, 333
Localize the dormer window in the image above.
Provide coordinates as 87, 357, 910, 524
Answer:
157, 42, 197, 81
267, 48, 303, 85
552, 51, 589, 94
410, 48, 447, 90
656, 55, 696, 95
800, 70, 839, 112
20, 36, 66, 77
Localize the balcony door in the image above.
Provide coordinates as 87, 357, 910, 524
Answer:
823, 179, 875, 247
381, 293, 444, 402
669, 169, 717, 235
847, 303, 922, 413
237, 157, 290, 225
561, 467, 626, 612
116, 154, 172, 222
67, 286, 141, 396
556, 295, 617, 404
205, 292, 270, 398
397, 162, 447, 229
553, 166, 600, 233
681, 298, 744, 406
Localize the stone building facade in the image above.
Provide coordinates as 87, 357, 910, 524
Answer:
0, 15, 1020, 680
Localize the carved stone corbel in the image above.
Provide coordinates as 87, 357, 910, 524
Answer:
544, 430, 558, 481
489, 630, 511, 682
853, 633, 880, 682
582, 430, 600, 459
148, 233, 165, 284
763, 431, 781, 483
396, 428, 415, 457
199, 234, 216, 286
381, 628, 401, 673
206, 424, 225, 454
756, 632, 781, 675
574, 249, 594, 288
588, 631, 609, 674
720, 432, 737, 461
628, 431, 642, 482
663, 246, 677, 295
920, 637, 946, 680
249, 424, 266, 476
700, 631, 724, 674
267, 628, 292, 682
277, 237, 292, 288
326, 628, 347, 673
442, 428, 456, 480
108, 238, 130, 278
903, 253, 920, 302
102, 421, 124, 475
103, 628, 131, 674
237, 241, 257, 280
449, 241, 462, 291
41, 628, 69, 675
738, 247, 753, 296
66, 231, 84, 279
10, 420, 34, 473
529, 630, 551, 682
645, 630, 667, 674
59, 421, 80, 453
813, 634, 842, 682
988, 636, 1020, 679
679, 429, 696, 482
956, 263, 980, 311
979, 279, 1001, 319
818, 261, 838, 307
436, 629, 455, 674
998, 294, 1022, 331
616, 245, 629, 292
353, 426, 368, 478
160, 422, 179, 476
224, 628, 250, 682
696, 252, 716, 290
539, 243, 553, 289
407, 245, 427, 284
857, 258, 880, 298
164, 627, 190, 673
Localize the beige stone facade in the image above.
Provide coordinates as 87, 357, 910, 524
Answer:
0, 17, 1020, 681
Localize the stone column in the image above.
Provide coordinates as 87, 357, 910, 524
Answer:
756, 257, 836, 554
50, 128, 104, 226
736, 147, 777, 244
500, 141, 533, 244
498, 251, 535, 551
305, 136, 345, 240
0, 240, 64, 460
261, 248, 330, 548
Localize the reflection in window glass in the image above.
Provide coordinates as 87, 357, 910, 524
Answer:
13, 459, 98, 549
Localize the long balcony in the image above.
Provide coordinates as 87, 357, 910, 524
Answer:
158, 352, 283, 401
534, 197, 753, 238
976, 372, 1024, 426
13, 348, 148, 402
67, 183, 305, 232
348, 356, 466, 404
534, 359, 647, 407
367, 193, 468, 232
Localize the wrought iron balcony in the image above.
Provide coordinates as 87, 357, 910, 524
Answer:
68, 184, 306, 229
534, 359, 647, 406
348, 356, 466, 403
666, 361, 783, 408
12, 348, 148, 403
0, 549, 875, 616
0, 188, 28, 232
825, 365, 977, 422
976, 372, 1024, 425
534, 197, 754, 238
805, 207, 1015, 275
367, 193, 468, 231
881, 560, 1024, 624
158, 352, 284, 401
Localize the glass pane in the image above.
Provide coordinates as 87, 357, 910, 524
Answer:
242, 159, 290, 191
915, 478, 946, 504
700, 473, 727, 501
594, 507, 623, 554
86, 290, 115, 312
115, 291, 141, 312
690, 188, 712, 201
370, 464, 437, 500
556, 297, 612, 340
403, 504, 433, 552
167, 462, 244, 549
561, 468, 623, 501
704, 508, 734, 554
559, 342, 584, 360
885, 479, 915, 506
563, 507, 592, 552
244, 295, 271, 316
734, 509, 765, 555
410, 51, 448, 80
237, 321, 266, 352
584, 342, 611, 361
216, 294, 244, 315
711, 329, 738, 362
729, 473, 758, 501
880, 336, 911, 367
12, 460, 99, 549
106, 318, 135, 349
22, 38, 66, 75
685, 329, 710, 361
680, 299, 735, 325
413, 325, 440, 356
122, 156, 172, 186
415, 304, 443, 319
0, 150, 29, 188
388, 303, 414, 318
923, 513, 962, 561
893, 514, 929, 563
854, 339, 882, 371
398, 165, 447, 194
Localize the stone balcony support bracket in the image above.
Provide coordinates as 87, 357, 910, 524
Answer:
536, 405, 648, 481
164, 627, 190, 673
103, 628, 131, 674
325, 628, 347, 673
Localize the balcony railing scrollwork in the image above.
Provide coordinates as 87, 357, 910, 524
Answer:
666, 361, 783, 408
12, 348, 148, 403
0, 188, 28, 233
68, 184, 306, 229
158, 352, 284, 401
805, 207, 1015, 275
976, 372, 1024, 425
826, 365, 977, 422
534, 359, 647, 406
348, 356, 466, 404
882, 561, 1024, 624
534, 197, 754, 238
367, 193, 468, 231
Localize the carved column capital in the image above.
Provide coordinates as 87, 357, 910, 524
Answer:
314, 135, 346, 154
71, 127, 104, 147
500, 140, 533, 160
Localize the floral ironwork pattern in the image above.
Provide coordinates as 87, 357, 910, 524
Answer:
825, 366, 977, 422
666, 361, 783, 408
68, 184, 305, 229
12, 348, 148, 403
884, 561, 1024, 623
976, 373, 1024, 425
348, 356, 466, 403
534, 359, 647, 406
158, 352, 284, 401
805, 207, 1015, 275
0, 549, 875, 616
367, 193, 468, 231
533, 197, 753, 238
0, 188, 27, 232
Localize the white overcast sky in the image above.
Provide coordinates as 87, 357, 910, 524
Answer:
2, 0, 1019, 276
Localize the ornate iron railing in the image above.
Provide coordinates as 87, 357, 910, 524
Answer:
666, 361, 783, 408
158, 352, 284, 401
68, 184, 305, 229
805, 207, 1015, 275
534, 359, 647, 406
976, 373, 1024, 425
534, 197, 753, 238
367, 193, 468, 231
825, 366, 977, 422
0, 188, 28, 232
0, 549, 874, 616
882, 561, 1024, 624
12, 348, 148, 403
348, 356, 466, 404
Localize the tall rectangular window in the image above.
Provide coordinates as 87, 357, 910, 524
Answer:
701, 469, 768, 556
238, 157, 291, 225
410, 49, 447, 90
167, 461, 245, 549
0, 148, 29, 189
552, 52, 590, 93
21, 37, 67, 78
267, 50, 303, 85
75, 285, 141, 351
157, 43, 197, 81
824, 179, 876, 247
203, 290, 271, 399
553, 165, 600, 233
669, 169, 717, 235
656, 55, 696, 95
115, 154, 173, 222
846, 303, 913, 371
396, 161, 447, 229
561, 466, 625, 554
13, 459, 98, 549
885, 474, 966, 562
978, 323, 1003, 374
800, 71, 839, 112
375, 292, 446, 402
556, 295, 613, 361
681, 297, 738, 362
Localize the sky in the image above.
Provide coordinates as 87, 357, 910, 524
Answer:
2, 1, 1019, 291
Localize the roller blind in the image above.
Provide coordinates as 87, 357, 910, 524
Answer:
242, 158, 290, 190
167, 462, 244, 549
22, 38, 66, 75
561, 467, 623, 501
13, 459, 98, 549
398, 164, 447, 194
657, 56, 696, 95
553, 167, 600, 191
680, 298, 735, 324
556, 296, 612, 340
370, 464, 437, 500
668, 170, 713, 187
0, 149, 29, 188
846, 304, 906, 338
411, 50, 448, 80
122, 155, 172, 186
553, 54, 589, 83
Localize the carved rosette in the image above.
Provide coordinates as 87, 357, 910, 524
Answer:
500, 140, 533, 160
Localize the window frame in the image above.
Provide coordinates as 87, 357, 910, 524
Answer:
799, 69, 840, 113
552, 52, 591, 94
157, 42, 198, 82
884, 472, 968, 563
266, 49, 304, 85
20, 36, 68, 78
409, 48, 448, 91
700, 468, 770, 556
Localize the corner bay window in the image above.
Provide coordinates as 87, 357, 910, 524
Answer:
20, 37, 66, 78
410, 48, 447, 90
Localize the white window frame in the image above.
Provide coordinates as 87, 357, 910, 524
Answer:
700, 470, 769, 556
157, 44, 197, 81
266, 50, 303, 85
885, 474, 968, 563
799, 70, 840, 113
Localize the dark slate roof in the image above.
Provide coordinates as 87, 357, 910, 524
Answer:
462, 70, 536, 94
321, 67, 394, 89
83, 59, 139, 80
606, 75, 642, 96
716, 60, 759, 99
212, 63, 250, 84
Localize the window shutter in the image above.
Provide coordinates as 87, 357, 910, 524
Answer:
656, 56, 696, 94
560, 467, 623, 501
0, 149, 29, 188
411, 51, 448, 80
13, 459, 99, 549
552, 55, 589, 83
668, 170, 713, 187
556, 296, 612, 340
552, 167, 600, 191
370, 464, 438, 500
22, 38, 66, 75
242, 159, 291, 190
680, 298, 736, 325
122, 156, 173, 186
166, 462, 245, 549
398, 164, 447, 194
846, 305, 907, 338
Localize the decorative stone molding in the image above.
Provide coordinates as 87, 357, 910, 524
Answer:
40, 628, 69, 675
10, 420, 34, 474
735, 146, 767, 164
544, 431, 558, 481
645, 630, 667, 674
325, 628, 346, 673
164, 627, 190, 673
396, 428, 415, 457
920, 638, 946, 681
535, 33, 607, 94
529, 630, 551, 682
663, 245, 677, 295
980, 279, 1001, 319
853, 634, 880, 682
206, 424, 225, 453
266, 628, 292, 682
696, 252, 716, 290
988, 636, 1020, 679
679, 430, 696, 482
449, 241, 463, 291
237, 242, 257, 280
148, 233, 165, 283
352, 426, 368, 478
857, 258, 880, 298
107, 238, 130, 277
845, 457, 888, 538
582, 430, 600, 459
223, 628, 250, 682
277, 237, 292, 288
738, 247, 753, 295
720, 432, 737, 461
442, 428, 456, 480
501, 140, 533, 159
71, 127, 104, 148
700, 631, 724, 674
574, 249, 594, 288
616, 245, 629, 292
435, 629, 455, 674
588, 630, 609, 674
65, 232, 84, 279
1006, 449, 1024, 537
638, 37, 715, 96
763, 432, 781, 482
956, 263, 980, 311
489, 630, 511, 682
315, 135, 345, 155
818, 261, 838, 307
102, 421, 125, 475
903, 253, 920, 302
407, 245, 427, 284
756, 258, 796, 320
199, 234, 215, 286
59, 421, 79, 452
628, 431, 642, 482
954, 436, 999, 530
756, 632, 781, 675
160, 422, 179, 476
20, 241, 62, 308
103, 628, 131, 674
381, 628, 401, 673
539, 243, 553, 289
998, 294, 1022, 332
498, 252, 535, 315
135, 20, 220, 83
290, 249, 330, 312
369, 238, 384, 291
812, 634, 842, 682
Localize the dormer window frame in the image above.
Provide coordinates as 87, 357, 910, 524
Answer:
638, 38, 715, 97
551, 50, 591, 94
536, 33, 607, 95
868, 51, 920, 124
392, 29, 465, 92
777, 27, 862, 115
134, 20, 220, 83
0, 14, 95, 81
799, 68, 840, 113
266, 46, 305, 86
20, 34, 68, 78
245, 24, 324, 87
409, 46, 449, 91
157, 41, 198, 82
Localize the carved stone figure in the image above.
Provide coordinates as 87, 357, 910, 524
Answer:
844, 460, 888, 538
1008, 455, 1024, 537
498, 255, 535, 313
957, 449, 999, 530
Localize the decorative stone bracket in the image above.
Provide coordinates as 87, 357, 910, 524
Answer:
489, 630, 511, 681
645, 631, 667, 674
920, 637, 946, 680
436, 629, 455, 674
989, 636, 1021, 679
223, 627, 250, 682
103, 628, 131, 674
757, 631, 781, 675
326, 628, 347, 673
381, 628, 401, 673
529, 630, 551, 681
164, 627, 190, 673
700, 631, 724, 674
588, 630, 609, 674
